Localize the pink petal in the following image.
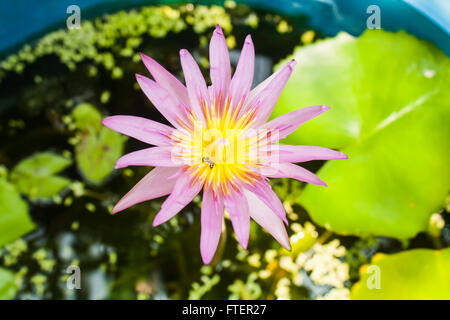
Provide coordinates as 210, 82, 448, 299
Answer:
179, 49, 209, 124
153, 170, 204, 227
115, 146, 182, 169
228, 35, 254, 109
102, 115, 174, 146
244, 189, 291, 250
224, 189, 250, 249
209, 25, 231, 105
245, 179, 288, 224
140, 53, 190, 106
135, 74, 189, 129
246, 60, 296, 126
261, 162, 327, 187
112, 167, 180, 214
262, 105, 330, 141
200, 188, 225, 264
277, 145, 348, 163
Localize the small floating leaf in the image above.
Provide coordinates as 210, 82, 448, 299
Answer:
72, 103, 102, 131
10, 152, 72, 200
0, 179, 35, 247
72, 103, 126, 185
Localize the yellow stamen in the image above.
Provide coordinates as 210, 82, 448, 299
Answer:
173, 97, 263, 196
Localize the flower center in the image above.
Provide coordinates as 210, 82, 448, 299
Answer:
173, 100, 265, 195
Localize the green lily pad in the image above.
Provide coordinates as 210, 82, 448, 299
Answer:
72, 102, 103, 131
10, 152, 72, 200
0, 267, 17, 300
72, 103, 126, 185
351, 248, 450, 300
0, 178, 35, 247
275, 30, 450, 238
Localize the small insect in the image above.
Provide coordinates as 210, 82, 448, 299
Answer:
202, 156, 214, 169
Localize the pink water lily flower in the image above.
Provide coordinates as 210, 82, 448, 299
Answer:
102, 25, 347, 264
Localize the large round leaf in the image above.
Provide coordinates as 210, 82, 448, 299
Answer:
0, 267, 16, 300
351, 248, 450, 300
274, 30, 450, 238
0, 179, 35, 247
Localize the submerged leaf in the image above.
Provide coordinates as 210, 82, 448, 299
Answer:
10, 152, 72, 200
275, 30, 450, 238
0, 179, 35, 247
72, 102, 103, 131
351, 248, 450, 300
72, 103, 127, 185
